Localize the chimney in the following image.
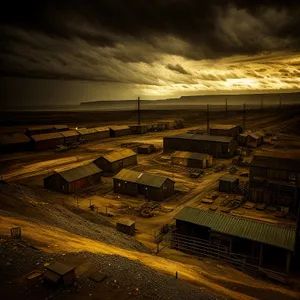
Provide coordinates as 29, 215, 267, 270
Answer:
207, 104, 210, 134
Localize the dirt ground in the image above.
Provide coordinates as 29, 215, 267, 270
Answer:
1, 107, 300, 299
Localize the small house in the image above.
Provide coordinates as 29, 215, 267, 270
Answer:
94, 149, 137, 174
43, 163, 102, 193
138, 144, 155, 154
76, 128, 100, 142
171, 151, 212, 168
237, 131, 251, 146
31, 133, 64, 151
129, 124, 148, 134
109, 125, 131, 137
25, 125, 56, 136
113, 169, 140, 196
116, 219, 135, 236
209, 124, 243, 138
44, 261, 75, 285
219, 174, 239, 193
0, 133, 31, 153
60, 130, 80, 144
94, 127, 110, 139
247, 132, 264, 148
53, 125, 69, 132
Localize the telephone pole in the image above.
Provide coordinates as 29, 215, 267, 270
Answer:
138, 96, 141, 125
225, 98, 228, 116
261, 96, 264, 112
206, 104, 210, 134
279, 94, 282, 110
243, 103, 246, 131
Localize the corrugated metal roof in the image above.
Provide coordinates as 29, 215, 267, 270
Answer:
31, 132, 63, 141
114, 169, 142, 182
0, 133, 31, 145
175, 207, 296, 251
210, 124, 241, 130
220, 174, 239, 182
165, 134, 233, 143
171, 151, 210, 160
94, 126, 110, 132
45, 261, 75, 275
109, 125, 130, 131
101, 149, 136, 163
60, 130, 79, 137
53, 125, 69, 130
251, 152, 300, 171
54, 163, 102, 182
76, 128, 97, 135
26, 125, 54, 131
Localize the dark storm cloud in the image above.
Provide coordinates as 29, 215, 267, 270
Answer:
166, 64, 191, 75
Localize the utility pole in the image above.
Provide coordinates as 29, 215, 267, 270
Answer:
279, 94, 282, 110
206, 104, 210, 134
225, 98, 228, 116
261, 96, 264, 112
243, 103, 246, 132
138, 96, 141, 125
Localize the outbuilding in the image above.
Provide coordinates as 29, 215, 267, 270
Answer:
93, 149, 137, 174
43, 163, 102, 193
0, 133, 31, 153
113, 168, 140, 196
129, 124, 148, 134
209, 124, 243, 138
109, 125, 131, 137
53, 125, 69, 132
31, 132, 64, 151
164, 134, 238, 158
60, 130, 80, 144
247, 132, 264, 148
219, 174, 240, 193
44, 261, 76, 285
137, 143, 155, 154
116, 219, 135, 236
94, 127, 110, 139
76, 128, 100, 142
237, 131, 251, 146
25, 125, 56, 136
171, 151, 212, 168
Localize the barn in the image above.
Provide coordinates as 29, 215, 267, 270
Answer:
94, 127, 110, 139
43, 163, 102, 194
53, 125, 69, 132
25, 125, 56, 136
109, 125, 131, 137
209, 124, 243, 138
76, 128, 100, 142
31, 132, 64, 151
60, 130, 80, 144
0, 133, 31, 153
113, 169, 175, 201
171, 151, 212, 169
219, 174, 240, 192
129, 124, 148, 134
93, 149, 137, 174
164, 134, 238, 158
137, 144, 155, 154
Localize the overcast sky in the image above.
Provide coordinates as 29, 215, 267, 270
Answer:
1, 0, 300, 103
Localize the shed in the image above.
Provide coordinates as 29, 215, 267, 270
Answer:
237, 131, 251, 146
60, 130, 80, 144
31, 132, 64, 151
109, 125, 131, 137
53, 125, 69, 132
76, 128, 101, 142
94, 149, 137, 174
25, 125, 56, 136
209, 124, 243, 138
163, 134, 238, 158
129, 124, 148, 134
113, 169, 141, 196
247, 132, 264, 148
0, 133, 31, 153
94, 127, 110, 139
171, 151, 212, 168
137, 143, 155, 154
219, 174, 239, 192
44, 261, 75, 285
116, 219, 135, 236
43, 163, 102, 193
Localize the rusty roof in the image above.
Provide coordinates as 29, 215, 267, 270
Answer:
251, 151, 300, 171
100, 149, 136, 163
60, 130, 79, 137
76, 128, 97, 135
0, 133, 31, 145
164, 134, 233, 143
31, 132, 63, 141
109, 125, 130, 131
53, 125, 69, 130
210, 124, 241, 130
50, 163, 102, 182
175, 207, 296, 251
94, 126, 110, 132
171, 151, 210, 160
45, 261, 75, 275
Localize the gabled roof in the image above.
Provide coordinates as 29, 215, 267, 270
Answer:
94, 126, 110, 133
31, 132, 63, 141
99, 149, 136, 163
113, 169, 142, 182
210, 124, 241, 130
50, 163, 102, 182
60, 130, 79, 137
171, 151, 210, 160
109, 125, 130, 131
219, 174, 239, 182
0, 133, 31, 145
175, 207, 296, 251
249, 133, 260, 139
164, 134, 233, 143
76, 128, 97, 135
53, 125, 69, 130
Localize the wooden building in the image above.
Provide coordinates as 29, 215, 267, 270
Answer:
43, 163, 102, 193
249, 151, 300, 212
138, 144, 155, 154
163, 134, 238, 158
109, 125, 131, 137
113, 169, 175, 201
31, 132, 64, 151
25, 125, 56, 136
93, 149, 137, 174
209, 124, 243, 138
94, 127, 110, 139
0, 133, 31, 153
237, 131, 251, 146
60, 130, 79, 144
171, 151, 212, 169
44, 261, 76, 285
76, 128, 101, 142
175, 207, 296, 274
129, 124, 148, 134
116, 219, 136, 236
219, 174, 239, 192
247, 132, 264, 148
53, 125, 69, 132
